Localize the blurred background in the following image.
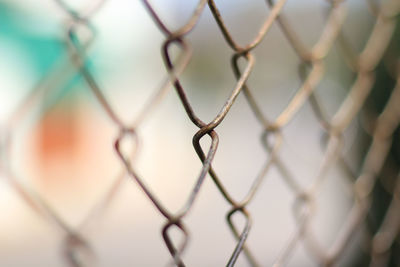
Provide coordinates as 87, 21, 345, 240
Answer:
0, 0, 399, 266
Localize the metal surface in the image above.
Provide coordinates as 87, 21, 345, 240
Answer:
0, 0, 399, 266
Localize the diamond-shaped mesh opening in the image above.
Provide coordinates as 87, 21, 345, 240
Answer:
1, 0, 400, 266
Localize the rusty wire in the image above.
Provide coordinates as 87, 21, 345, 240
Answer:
0, 0, 400, 266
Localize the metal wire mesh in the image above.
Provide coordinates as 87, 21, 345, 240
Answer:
0, 0, 399, 266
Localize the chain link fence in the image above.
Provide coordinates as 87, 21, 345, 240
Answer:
0, 0, 400, 266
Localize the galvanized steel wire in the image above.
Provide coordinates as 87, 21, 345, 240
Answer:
0, 0, 400, 266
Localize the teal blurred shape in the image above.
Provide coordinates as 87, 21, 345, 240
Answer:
0, 2, 63, 76
0, 2, 94, 108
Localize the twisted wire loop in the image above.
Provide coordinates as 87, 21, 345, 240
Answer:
65, 0, 210, 265
1, 0, 400, 266
209, 1, 347, 265
0, 1, 128, 267
305, 1, 400, 266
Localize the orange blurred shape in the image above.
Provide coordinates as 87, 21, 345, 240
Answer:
32, 98, 81, 191
38, 106, 78, 159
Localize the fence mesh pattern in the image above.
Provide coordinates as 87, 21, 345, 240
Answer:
1, 0, 400, 266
